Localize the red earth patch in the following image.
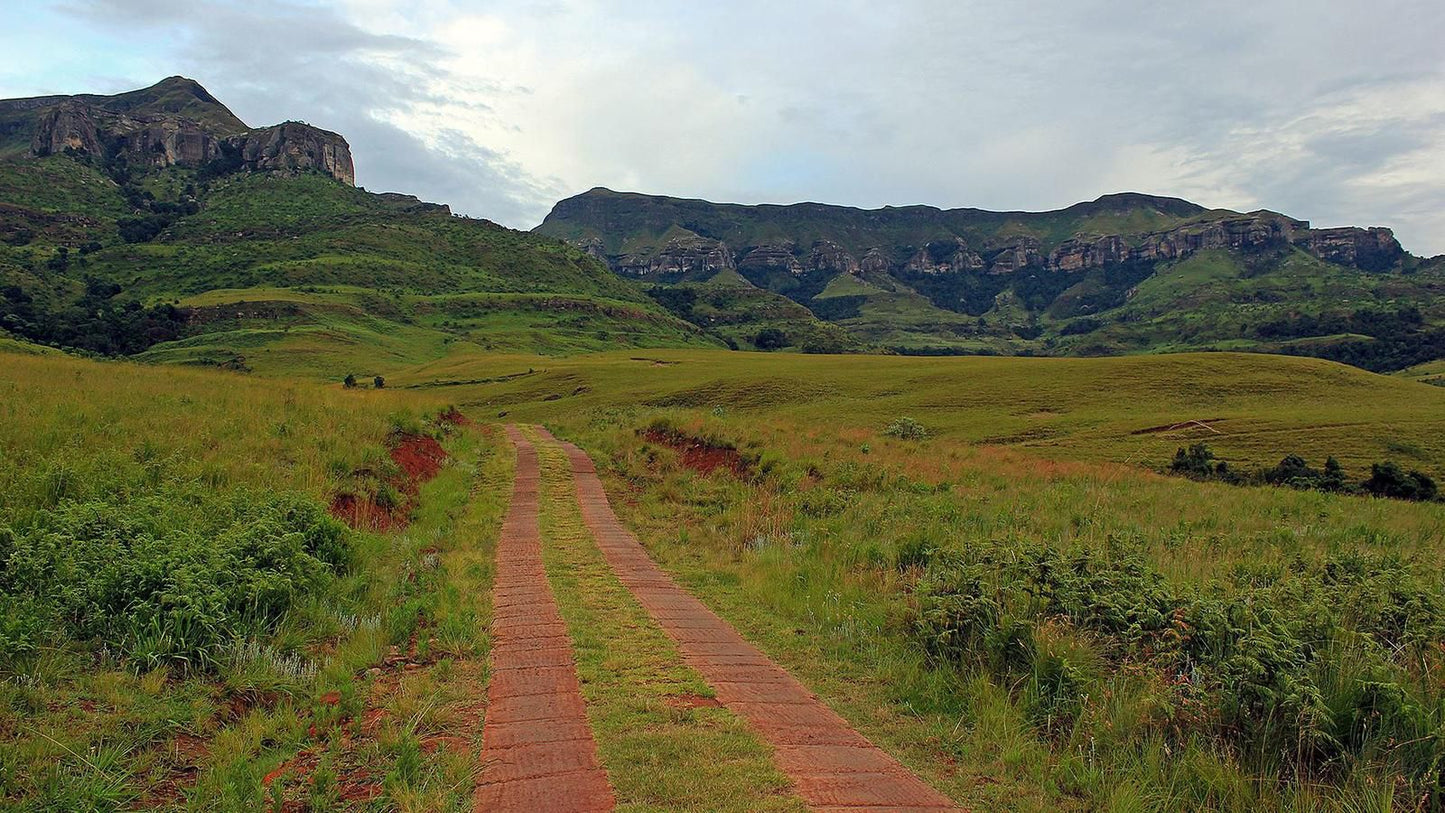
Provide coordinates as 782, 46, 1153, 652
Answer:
642, 428, 749, 477
329, 432, 450, 531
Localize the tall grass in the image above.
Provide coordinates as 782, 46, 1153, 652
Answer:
555, 406, 1445, 811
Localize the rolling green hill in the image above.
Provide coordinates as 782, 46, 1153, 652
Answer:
537, 188, 1445, 367
0, 80, 717, 376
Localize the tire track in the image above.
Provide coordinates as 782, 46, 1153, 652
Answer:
538, 427, 961, 812
474, 427, 614, 812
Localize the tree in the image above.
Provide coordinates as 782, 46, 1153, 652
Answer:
343, 374, 357, 389
1364, 462, 1438, 501
1320, 457, 1348, 492
373, 376, 385, 389
754, 327, 788, 351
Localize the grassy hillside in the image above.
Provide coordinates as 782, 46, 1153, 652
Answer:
0, 351, 517, 809
0, 158, 717, 374
392, 348, 1445, 475
431, 347, 1445, 811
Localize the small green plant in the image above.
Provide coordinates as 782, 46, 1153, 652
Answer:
883, 417, 929, 440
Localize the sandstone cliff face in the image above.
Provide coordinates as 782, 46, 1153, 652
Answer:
616, 234, 733, 278
1293, 226, 1402, 270
738, 243, 804, 276
551, 190, 1408, 291
985, 237, 1043, 274
808, 239, 861, 275
904, 238, 985, 275
31, 103, 228, 168
231, 122, 354, 185
27, 101, 354, 185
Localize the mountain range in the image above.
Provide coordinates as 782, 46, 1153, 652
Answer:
2, 77, 1443, 374
536, 188, 1445, 367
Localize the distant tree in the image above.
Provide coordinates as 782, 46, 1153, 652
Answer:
1263, 454, 1319, 488
754, 327, 788, 351
343, 374, 357, 389
46, 247, 70, 272
373, 376, 385, 389
1364, 462, 1438, 502
1320, 457, 1349, 492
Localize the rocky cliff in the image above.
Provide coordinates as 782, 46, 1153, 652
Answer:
538, 189, 1406, 281
6, 77, 353, 185
534, 188, 1437, 361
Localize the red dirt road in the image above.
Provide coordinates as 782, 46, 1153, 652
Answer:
538, 427, 962, 812
475, 427, 614, 812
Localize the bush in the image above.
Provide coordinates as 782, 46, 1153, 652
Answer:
1364, 461, 1438, 501
910, 539, 1445, 786
883, 417, 930, 440
1170, 443, 1228, 479
754, 327, 788, 351
0, 490, 350, 671
343, 374, 357, 389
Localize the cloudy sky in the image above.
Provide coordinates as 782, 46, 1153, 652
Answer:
3, 1, 1444, 253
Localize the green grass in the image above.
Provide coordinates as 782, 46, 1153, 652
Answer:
6, 337, 1445, 810
396, 348, 1445, 476
0, 349, 503, 809
531, 429, 800, 811
530, 402, 1445, 811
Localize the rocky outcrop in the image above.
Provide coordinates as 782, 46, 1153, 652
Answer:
1133, 215, 1299, 263
807, 239, 860, 275
738, 242, 804, 276
985, 237, 1043, 274
25, 100, 353, 186
903, 238, 985, 275
30, 103, 226, 167
230, 122, 354, 185
1047, 235, 1128, 271
375, 192, 451, 216
860, 248, 891, 275
1292, 226, 1402, 271
616, 234, 733, 279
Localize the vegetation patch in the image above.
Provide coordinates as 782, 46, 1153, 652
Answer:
641, 423, 751, 477
329, 427, 450, 531
1169, 443, 1439, 502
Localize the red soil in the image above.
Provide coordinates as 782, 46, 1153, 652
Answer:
329, 432, 449, 531
390, 433, 447, 484
642, 428, 748, 477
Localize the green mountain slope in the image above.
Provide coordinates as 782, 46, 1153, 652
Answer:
0, 80, 716, 376
537, 188, 1445, 368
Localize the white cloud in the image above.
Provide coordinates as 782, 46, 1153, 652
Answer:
13, 0, 1445, 253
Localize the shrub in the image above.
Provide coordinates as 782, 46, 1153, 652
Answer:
0, 489, 351, 671
910, 538, 1445, 787
754, 327, 788, 350
1170, 443, 1226, 479
1364, 461, 1438, 502
883, 417, 930, 440
343, 374, 357, 389
373, 375, 385, 389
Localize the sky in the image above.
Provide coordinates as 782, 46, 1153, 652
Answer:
3, 1, 1444, 254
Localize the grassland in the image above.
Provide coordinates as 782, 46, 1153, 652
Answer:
411, 346, 1445, 811
395, 348, 1445, 475
0, 351, 509, 810
4, 339, 1445, 811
